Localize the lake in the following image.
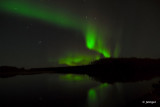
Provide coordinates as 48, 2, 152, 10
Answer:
0, 73, 159, 107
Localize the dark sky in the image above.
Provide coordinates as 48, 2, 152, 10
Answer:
0, 0, 160, 68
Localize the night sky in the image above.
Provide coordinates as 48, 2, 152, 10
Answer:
0, 0, 160, 68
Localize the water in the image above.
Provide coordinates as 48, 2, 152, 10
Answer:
0, 73, 159, 107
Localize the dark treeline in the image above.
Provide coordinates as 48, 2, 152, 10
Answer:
0, 58, 160, 83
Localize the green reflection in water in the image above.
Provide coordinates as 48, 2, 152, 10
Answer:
59, 74, 87, 81
88, 89, 96, 100
87, 83, 108, 107
88, 88, 97, 107
99, 83, 108, 88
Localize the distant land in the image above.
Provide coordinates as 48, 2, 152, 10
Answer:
0, 58, 160, 83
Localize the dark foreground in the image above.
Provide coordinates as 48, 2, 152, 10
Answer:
0, 58, 160, 106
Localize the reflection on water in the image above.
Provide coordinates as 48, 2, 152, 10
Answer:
0, 73, 159, 107
88, 88, 97, 107
59, 74, 90, 81
88, 83, 108, 107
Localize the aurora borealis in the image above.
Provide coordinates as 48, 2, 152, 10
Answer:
85, 24, 110, 58
0, 1, 83, 31
0, 0, 160, 67
0, 0, 111, 66
0, 1, 160, 107
58, 52, 101, 66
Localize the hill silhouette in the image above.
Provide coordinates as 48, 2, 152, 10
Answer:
0, 58, 160, 83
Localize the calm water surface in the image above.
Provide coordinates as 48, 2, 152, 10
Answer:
0, 73, 159, 107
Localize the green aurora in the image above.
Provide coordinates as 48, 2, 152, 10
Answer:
0, 0, 115, 66
0, 1, 83, 31
58, 52, 101, 66
113, 42, 120, 58
86, 24, 110, 58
